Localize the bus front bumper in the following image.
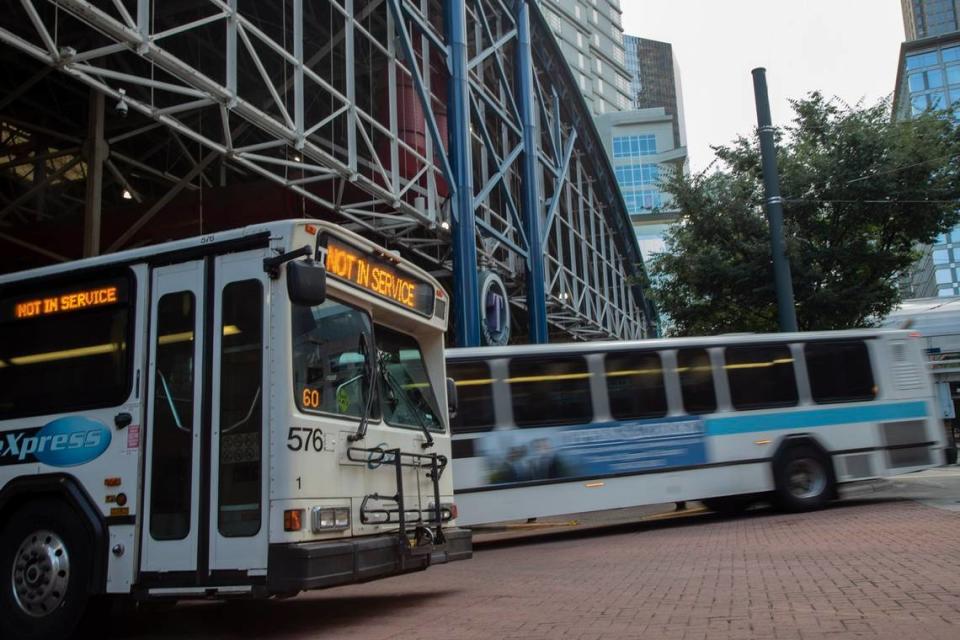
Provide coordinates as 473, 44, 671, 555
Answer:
266, 527, 472, 593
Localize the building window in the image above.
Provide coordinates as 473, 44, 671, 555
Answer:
906, 50, 939, 70
936, 268, 953, 284
612, 135, 657, 158
933, 249, 950, 264
548, 12, 562, 35
947, 64, 960, 85
614, 163, 659, 187
621, 190, 662, 214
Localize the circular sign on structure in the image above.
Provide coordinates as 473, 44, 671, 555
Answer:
479, 270, 510, 346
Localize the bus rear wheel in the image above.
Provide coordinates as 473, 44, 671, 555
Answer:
0, 501, 92, 640
773, 445, 835, 512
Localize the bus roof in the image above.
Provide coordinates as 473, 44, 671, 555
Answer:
447, 328, 916, 359
0, 219, 444, 296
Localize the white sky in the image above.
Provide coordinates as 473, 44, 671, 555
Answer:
620, 0, 906, 172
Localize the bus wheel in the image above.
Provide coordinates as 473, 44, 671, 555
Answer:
774, 446, 834, 512
0, 501, 92, 640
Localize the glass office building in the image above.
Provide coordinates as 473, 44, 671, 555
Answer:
902, 0, 960, 40
894, 34, 960, 297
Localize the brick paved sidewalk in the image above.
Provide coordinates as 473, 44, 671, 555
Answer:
118, 500, 960, 640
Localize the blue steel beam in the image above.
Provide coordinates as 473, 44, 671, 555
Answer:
515, 0, 547, 343
445, 0, 480, 346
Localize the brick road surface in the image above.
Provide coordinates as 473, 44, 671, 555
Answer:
111, 499, 960, 640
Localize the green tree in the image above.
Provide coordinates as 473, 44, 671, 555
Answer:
651, 92, 960, 336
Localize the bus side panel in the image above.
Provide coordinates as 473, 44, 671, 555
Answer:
0, 263, 148, 595
454, 462, 771, 526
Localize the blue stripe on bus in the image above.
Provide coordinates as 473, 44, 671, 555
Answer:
704, 401, 929, 436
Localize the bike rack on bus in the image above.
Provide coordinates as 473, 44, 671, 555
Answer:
346, 446, 449, 560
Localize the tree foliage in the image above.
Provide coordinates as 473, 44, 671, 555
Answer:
650, 93, 960, 336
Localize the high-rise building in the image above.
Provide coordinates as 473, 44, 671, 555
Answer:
536, 0, 633, 114
623, 36, 687, 151
596, 35, 688, 265
893, 6, 960, 298
902, 0, 960, 41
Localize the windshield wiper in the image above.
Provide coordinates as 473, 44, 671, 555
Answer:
348, 335, 376, 444
379, 364, 435, 450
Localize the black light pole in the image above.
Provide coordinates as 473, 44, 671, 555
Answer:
752, 67, 798, 333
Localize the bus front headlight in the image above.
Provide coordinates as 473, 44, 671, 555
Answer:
311, 506, 350, 532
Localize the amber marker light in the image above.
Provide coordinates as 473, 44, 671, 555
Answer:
754, 439, 772, 445
284, 509, 304, 532
585, 481, 605, 488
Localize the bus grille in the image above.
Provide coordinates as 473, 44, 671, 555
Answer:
881, 420, 933, 468
891, 363, 923, 390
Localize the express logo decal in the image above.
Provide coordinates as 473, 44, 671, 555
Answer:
0, 417, 112, 467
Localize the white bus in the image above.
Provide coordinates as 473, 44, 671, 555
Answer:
447, 330, 947, 526
0, 220, 470, 640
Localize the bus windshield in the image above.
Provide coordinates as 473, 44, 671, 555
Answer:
291, 299, 377, 418
375, 325, 442, 432
290, 299, 442, 432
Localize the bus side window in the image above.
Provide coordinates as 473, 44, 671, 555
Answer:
675, 348, 717, 414
507, 356, 593, 427
725, 344, 798, 410
604, 351, 667, 420
150, 291, 196, 542
804, 340, 876, 404
218, 280, 264, 538
448, 360, 497, 434
0, 272, 133, 420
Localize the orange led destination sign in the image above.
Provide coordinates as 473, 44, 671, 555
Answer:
321, 238, 435, 316
4, 279, 127, 322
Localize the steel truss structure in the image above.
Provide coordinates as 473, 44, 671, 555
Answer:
0, 0, 654, 344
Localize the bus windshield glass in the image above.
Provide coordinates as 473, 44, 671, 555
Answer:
291, 299, 377, 418
375, 326, 443, 432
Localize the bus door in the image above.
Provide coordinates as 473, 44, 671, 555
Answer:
140, 253, 269, 579
208, 251, 268, 573
140, 261, 205, 573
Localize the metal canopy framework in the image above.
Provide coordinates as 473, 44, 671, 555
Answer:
0, 0, 653, 344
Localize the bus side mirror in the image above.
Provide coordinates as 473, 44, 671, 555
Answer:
446, 377, 458, 419
287, 259, 326, 307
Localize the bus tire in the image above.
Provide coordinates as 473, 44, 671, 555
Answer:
701, 495, 753, 516
0, 500, 93, 640
773, 445, 835, 512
